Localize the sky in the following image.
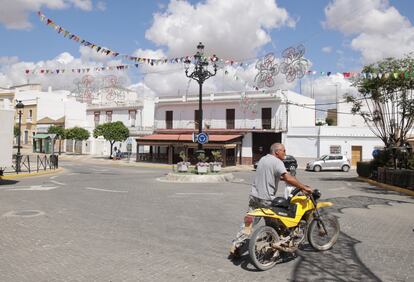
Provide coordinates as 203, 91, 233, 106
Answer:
1, 0, 414, 118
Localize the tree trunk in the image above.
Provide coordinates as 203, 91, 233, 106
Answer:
58, 138, 62, 155
110, 141, 115, 159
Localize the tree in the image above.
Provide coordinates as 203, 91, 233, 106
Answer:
346, 55, 414, 148
65, 127, 90, 154
47, 125, 65, 155
93, 121, 129, 158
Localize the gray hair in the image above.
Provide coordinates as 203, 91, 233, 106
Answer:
270, 143, 283, 154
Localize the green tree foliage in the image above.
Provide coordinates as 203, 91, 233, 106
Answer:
48, 125, 66, 155
65, 127, 90, 141
93, 121, 129, 157
346, 55, 414, 148
65, 127, 90, 154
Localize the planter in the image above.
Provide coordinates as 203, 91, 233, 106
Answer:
196, 164, 209, 174
177, 162, 190, 173
210, 163, 222, 173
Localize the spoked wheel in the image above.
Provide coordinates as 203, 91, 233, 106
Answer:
248, 226, 280, 271
308, 215, 340, 251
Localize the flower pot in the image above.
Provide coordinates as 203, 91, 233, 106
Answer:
210, 163, 222, 172
197, 164, 208, 174
177, 162, 189, 173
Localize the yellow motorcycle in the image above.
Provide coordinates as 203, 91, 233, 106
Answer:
242, 189, 340, 270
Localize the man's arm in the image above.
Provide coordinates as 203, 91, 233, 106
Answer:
281, 173, 312, 194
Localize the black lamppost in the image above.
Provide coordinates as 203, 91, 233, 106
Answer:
184, 42, 218, 151
15, 100, 24, 173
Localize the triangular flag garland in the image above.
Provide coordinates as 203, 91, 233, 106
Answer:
37, 11, 242, 67
24, 64, 139, 75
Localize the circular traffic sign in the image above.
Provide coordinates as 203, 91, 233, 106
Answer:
197, 132, 209, 144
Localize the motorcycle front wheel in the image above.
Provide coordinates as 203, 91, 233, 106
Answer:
308, 215, 340, 251
248, 226, 280, 271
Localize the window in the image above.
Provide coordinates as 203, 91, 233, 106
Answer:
106, 111, 112, 122
261, 108, 271, 129
129, 110, 136, 127
226, 109, 235, 129
166, 110, 173, 129
330, 145, 341, 154
194, 110, 200, 130
29, 109, 33, 118
94, 112, 100, 127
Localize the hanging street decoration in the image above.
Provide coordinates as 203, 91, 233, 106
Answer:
25, 64, 138, 75
280, 44, 309, 82
254, 53, 279, 88
70, 75, 128, 104
239, 92, 258, 115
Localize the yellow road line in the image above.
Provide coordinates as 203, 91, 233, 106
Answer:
0, 168, 64, 180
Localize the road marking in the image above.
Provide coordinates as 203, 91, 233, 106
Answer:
67, 173, 79, 175
50, 175, 59, 179
91, 168, 109, 172
84, 187, 128, 193
50, 180, 66, 186
8, 185, 58, 191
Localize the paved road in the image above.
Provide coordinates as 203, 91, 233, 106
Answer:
0, 161, 413, 281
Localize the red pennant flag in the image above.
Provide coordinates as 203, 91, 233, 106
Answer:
25, 70, 29, 74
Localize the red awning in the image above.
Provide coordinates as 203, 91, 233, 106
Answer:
136, 134, 242, 142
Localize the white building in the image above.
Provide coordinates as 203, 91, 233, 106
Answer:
136, 89, 315, 165
83, 88, 154, 156
0, 104, 14, 169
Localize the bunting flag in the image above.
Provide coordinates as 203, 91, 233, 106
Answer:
37, 11, 241, 67
304, 69, 414, 80
24, 64, 139, 75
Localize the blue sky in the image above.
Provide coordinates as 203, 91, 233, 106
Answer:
1, 0, 414, 115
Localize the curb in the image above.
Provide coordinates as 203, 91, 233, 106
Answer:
0, 167, 64, 180
358, 177, 414, 196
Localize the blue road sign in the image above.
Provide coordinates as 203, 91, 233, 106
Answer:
197, 132, 209, 144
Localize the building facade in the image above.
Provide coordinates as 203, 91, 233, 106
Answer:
136, 89, 315, 165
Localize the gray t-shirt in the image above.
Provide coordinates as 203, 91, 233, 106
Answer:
250, 154, 287, 201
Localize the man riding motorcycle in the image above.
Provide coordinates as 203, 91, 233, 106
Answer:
229, 142, 312, 258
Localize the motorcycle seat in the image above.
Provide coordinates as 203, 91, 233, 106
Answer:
271, 197, 289, 208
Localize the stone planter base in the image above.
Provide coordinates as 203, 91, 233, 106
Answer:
159, 172, 235, 183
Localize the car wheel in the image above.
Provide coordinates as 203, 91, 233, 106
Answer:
342, 165, 350, 172
314, 165, 321, 172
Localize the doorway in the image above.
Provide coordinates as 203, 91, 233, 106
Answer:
351, 146, 362, 166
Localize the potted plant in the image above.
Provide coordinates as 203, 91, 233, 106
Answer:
210, 150, 223, 172
177, 151, 190, 173
196, 151, 209, 174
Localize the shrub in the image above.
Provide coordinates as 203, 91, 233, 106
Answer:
356, 161, 372, 178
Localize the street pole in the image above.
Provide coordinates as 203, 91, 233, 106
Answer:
198, 81, 203, 151
15, 100, 24, 173
184, 42, 218, 153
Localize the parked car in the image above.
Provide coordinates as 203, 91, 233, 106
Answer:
306, 155, 350, 172
254, 155, 298, 171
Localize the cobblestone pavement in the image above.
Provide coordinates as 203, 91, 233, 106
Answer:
0, 161, 413, 281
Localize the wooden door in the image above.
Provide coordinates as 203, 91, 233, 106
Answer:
351, 146, 362, 166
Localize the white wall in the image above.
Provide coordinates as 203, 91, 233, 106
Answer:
65, 98, 87, 128
154, 90, 315, 130
286, 126, 384, 162
0, 108, 15, 167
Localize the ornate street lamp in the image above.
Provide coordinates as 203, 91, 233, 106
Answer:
184, 42, 218, 151
15, 100, 24, 173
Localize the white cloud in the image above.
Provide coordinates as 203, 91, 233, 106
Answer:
322, 46, 332, 53
0, 0, 93, 29
0, 48, 130, 91
145, 0, 295, 60
96, 1, 106, 11
323, 0, 414, 63
301, 73, 358, 118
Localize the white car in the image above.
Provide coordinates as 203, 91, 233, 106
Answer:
306, 155, 351, 172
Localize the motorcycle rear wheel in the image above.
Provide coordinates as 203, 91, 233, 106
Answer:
308, 215, 340, 251
248, 226, 280, 271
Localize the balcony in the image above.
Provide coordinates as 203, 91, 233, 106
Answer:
26, 117, 33, 124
